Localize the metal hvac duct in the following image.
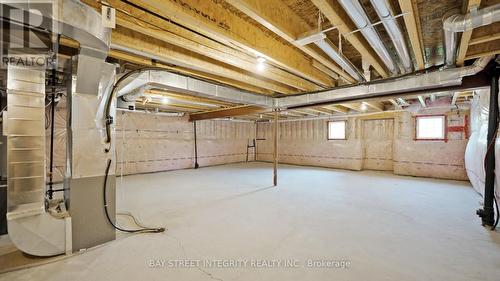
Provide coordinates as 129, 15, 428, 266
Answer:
314, 39, 365, 82
115, 69, 274, 108
295, 33, 364, 82
2, 0, 114, 256
338, 0, 398, 74
5, 65, 68, 256
275, 55, 493, 108
370, 0, 412, 72
444, 3, 500, 66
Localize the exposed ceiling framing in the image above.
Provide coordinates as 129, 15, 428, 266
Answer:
71, 0, 499, 121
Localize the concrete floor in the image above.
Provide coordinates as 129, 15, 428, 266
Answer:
1, 162, 499, 281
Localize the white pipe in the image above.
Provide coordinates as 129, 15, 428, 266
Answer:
295, 32, 363, 82
314, 39, 365, 82
338, 0, 398, 74
370, 0, 412, 72
444, 3, 500, 66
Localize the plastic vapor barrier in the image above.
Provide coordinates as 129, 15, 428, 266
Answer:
465, 91, 500, 200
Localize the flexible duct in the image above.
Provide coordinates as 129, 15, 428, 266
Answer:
338, 0, 398, 74
370, 0, 412, 72
444, 3, 500, 66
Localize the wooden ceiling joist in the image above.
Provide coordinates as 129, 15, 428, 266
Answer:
417, 96, 427, 107
224, 0, 356, 83
83, 0, 322, 92
133, 0, 335, 87
456, 0, 482, 66
106, 48, 271, 95
323, 105, 349, 114
397, 0, 425, 70
469, 32, 500, 45
310, 107, 336, 115
148, 89, 236, 107
189, 105, 268, 121
364, 102, 384, 112
112, 27, 295, 94
310, 0, 389, 78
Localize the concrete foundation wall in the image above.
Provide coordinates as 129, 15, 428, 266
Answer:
256, 108, 469, 181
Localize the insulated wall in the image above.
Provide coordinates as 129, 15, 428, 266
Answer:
114, 111, 255, 176
48, 109, 256, 180
257, 108, 469, 180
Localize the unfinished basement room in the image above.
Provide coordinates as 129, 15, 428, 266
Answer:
1, 0, 500, 280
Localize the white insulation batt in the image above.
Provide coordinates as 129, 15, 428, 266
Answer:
46, 108, 255, 180
47, 103, 473, 182
465, 91, 500, 200
257, 108, 469, 180
115, 111, 255, 175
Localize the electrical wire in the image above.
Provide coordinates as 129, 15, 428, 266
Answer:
103, 159, 165, 233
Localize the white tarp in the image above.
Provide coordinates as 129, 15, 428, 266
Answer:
465, 90, 500, 200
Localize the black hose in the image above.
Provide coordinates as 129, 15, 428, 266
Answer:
103, 67, 170, 153
103, 159, 165, 233
493, 196, 499, 231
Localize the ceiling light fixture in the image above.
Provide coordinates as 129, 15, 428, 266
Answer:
360, 102, 368, 111
256, 56, 266, 72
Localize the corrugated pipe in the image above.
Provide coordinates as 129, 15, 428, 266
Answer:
370, 0, 412, 73
444, 3, 500, 66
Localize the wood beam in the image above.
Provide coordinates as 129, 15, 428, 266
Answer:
146, 100, 214, 111
112, 27, 294, 94
291, 109, 318, 116
147, 89, 236, 107
133, 0, 334, 87
340, 103, 363, 112
364, 101, 384, 111
456, 0, 482, 66
465, 47, 500, 60
82, 0, 321, 92
388, 98, 400, 109
106, 49, 271, 95
451, 92, 460, 106
224, 0, 356, 83
323, 105, 349, 114
312, 60, 339, 80
273, 110, 279, 187
397, 0, 425, 70
311, 0, 389, 77
189, 105, 268, 121
469, 32, 500, 45
417, 96, 427, 107
58, 36, 275, 95
310, 107, 336, 115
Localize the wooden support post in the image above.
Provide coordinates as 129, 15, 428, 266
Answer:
273, 109, 279, 186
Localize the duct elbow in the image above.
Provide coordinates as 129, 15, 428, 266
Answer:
7, 204, 68, 257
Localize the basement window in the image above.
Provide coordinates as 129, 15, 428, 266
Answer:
328, 121, 346, 140
415, 115, 447, 141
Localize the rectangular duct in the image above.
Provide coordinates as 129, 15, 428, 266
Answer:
6, 65, 46, 210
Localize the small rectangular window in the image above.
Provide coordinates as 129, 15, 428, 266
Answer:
415, 115, 446, 140
328, 121, 346, 140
